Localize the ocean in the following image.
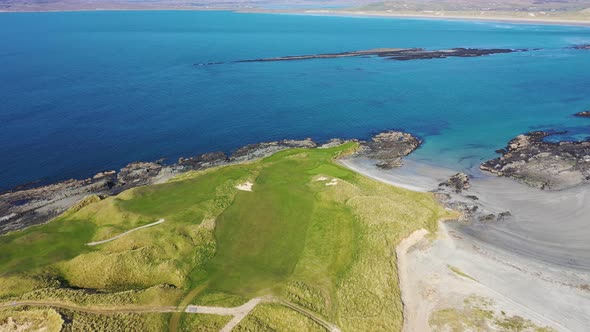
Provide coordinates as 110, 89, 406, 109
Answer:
1, 10, 589, 190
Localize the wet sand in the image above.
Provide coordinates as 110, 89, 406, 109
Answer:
343, 157, 590, 331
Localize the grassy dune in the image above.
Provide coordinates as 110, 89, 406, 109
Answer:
0, 142, 451, 331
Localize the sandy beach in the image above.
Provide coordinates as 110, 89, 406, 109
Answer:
271, 10, 590, 27
344, 156, 590, 331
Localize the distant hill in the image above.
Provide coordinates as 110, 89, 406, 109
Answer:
0, 0, 372, 12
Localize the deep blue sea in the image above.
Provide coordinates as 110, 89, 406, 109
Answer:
1, 11, 590, 190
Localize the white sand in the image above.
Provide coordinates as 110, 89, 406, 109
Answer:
235, 181, 254, 191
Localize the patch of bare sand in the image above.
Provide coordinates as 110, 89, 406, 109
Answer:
235, 181, 254, 192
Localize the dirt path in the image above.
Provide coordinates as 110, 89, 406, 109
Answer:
186, 297, 267, 332
1, 296, 342, 332
396, 229, 430, 332
86, 218, 165, 246
0, 300, 178, 314
168, 284, 208, 332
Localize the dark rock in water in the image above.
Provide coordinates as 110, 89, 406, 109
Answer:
221, 47, 522, 65
572, 44, 590, 50
355, 131, 422, 169
574, 111, 590, 118
480, 131, 590, 190
439, 173, 471, 193
385, 48, 517, 61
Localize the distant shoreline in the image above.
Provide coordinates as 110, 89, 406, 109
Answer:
1, 7, 589, 27
254, 10, 590, 28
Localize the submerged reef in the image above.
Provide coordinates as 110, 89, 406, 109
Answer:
195, 47, 524, 66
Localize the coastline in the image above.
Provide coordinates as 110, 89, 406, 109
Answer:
0, 7, 588, 28
247, 9, 590, 27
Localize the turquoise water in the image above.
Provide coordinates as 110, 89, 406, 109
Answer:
1, 11, 589, 190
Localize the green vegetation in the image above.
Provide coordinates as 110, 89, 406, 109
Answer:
0, 142, 452, 331
60, 311, 168, 332
236, 303, 325, 331
448, 265, 478, 282
430, 295, 556, 332
0, 307, 63, 331
179, 313, 232, 332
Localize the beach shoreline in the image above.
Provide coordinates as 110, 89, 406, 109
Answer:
343, 156, 590, 331
254, 9, 590, 27
0, 7, 588, 28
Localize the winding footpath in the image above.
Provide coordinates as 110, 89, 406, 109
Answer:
186, 297, 267, 332
86, 219, 165, 246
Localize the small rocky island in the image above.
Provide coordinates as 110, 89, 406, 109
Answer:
574, 111, 590, 118
196, 47, 523, 65
354, 131, 422, 169
572, 44, 590, 50
481, 131, 590, 190
0, 131, 418, 234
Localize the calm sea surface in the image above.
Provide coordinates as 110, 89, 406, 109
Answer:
1, 11, 590, 190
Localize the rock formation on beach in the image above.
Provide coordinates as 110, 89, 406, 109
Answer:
438, 172, 471, 193
355, 131, 422, 169
480, 131, 590, 190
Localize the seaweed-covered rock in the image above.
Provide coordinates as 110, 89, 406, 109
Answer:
439, 173, 471, 193
357, 131, 422, 169
481, 131, 590, 190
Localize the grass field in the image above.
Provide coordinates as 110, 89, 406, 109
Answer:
0, 142, 452, 331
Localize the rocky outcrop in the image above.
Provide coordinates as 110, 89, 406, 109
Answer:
0, 130, 445, 234
0, 173, 117, 234
434, 174, 511, 224
177, 151, 228, 170
384, 47, 518, 61
229, 138, 317, 162
197, 47, 524, 66
438, 173, 471, 193
117, 161, 164, 187
0, 136, 325, 234
355, 131, 422, 169
572, 44, 590, 50
574, 111, 590, 118
480, 131, 590, 190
